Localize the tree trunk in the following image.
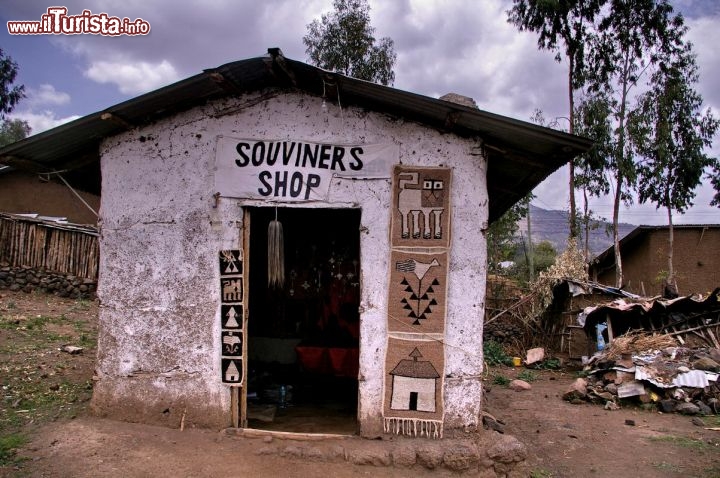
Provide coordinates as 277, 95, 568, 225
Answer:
583, 186, 590, 263
568, 59, 577, 240
613, 52, 631, 289
666, 195, 675, 289
612, 172, 623, 288
527, 203, 534, 281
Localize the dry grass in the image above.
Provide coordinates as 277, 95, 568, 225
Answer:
603, 331, 676, 359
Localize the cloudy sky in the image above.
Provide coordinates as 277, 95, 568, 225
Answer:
2, 0, 718, 226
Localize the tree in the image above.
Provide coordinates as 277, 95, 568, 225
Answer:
0, 48, 24, 120
512, 239, 557, 284
508, 0, 603, 240
712, 166, 720, 207
573, 95, 613, 260
303, 0, 396, 85
628, 39, 719, 290
586, 0, 682, 287
487, 195, 531, 275
0, 118, 31, 147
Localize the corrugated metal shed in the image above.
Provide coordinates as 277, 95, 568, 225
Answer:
0, 49, 592, 223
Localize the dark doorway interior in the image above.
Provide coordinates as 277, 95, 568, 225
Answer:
246, 207, 361, 434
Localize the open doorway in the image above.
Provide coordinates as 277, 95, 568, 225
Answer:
245, 207, 361, 434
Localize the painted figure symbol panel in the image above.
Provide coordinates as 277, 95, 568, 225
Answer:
221, 331, 243, 356
219, 250, 242, 276
222, 358, 243, 385
221, 278, 243, 302
221, 304, 243, 329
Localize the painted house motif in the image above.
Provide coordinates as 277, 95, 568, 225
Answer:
224, 360, 241, 382
389, 348, 440, 412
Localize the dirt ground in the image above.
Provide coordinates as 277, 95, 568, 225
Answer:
1, 289, 719, 477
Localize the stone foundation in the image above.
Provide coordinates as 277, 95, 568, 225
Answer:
0, 263, 96, 299
230, 429, 528, 476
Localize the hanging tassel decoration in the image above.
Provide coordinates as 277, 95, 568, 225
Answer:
267, 208, 284, 289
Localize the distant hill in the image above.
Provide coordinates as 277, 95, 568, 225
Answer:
517, 205, 636, 258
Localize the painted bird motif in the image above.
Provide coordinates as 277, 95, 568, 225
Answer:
395, 258, 440, 281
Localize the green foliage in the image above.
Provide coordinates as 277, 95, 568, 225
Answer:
629, 38, 719, 215
508, 1, 605, 237
589, 1, 687, 286
0, 48, 25, 119
303, 0, 396, 86
517, 369, 538, 382
24, 315, 52, 330
530, 468, 553, 478
483, 340, 513, 366
0, 118, 30, 147
511, 0, 710, 288
648, 435, 713, 451
534, 357, 562, 370
487, 193, 532, 275
702, 416, 720, 427
653, 462, 682, 473
507, 0, 603, 88
0, 433, 27, 465
511, 240, 557, 282
72, 299, 91, 311
574, 96, 613, 197
533, 241, 557, 272
492, 374, 511, 386
624, 20, 718, 281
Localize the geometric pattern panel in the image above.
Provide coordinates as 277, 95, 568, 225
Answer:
220, 249, 244, 386
388, 249, 448, 334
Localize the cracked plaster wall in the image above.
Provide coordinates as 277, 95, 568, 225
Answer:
92, 89, 488, 433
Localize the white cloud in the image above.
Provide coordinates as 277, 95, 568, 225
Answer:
84, 59, 180, 94
10, 111, 81, 135
26, 84, 71, 108
686, 15, 720, 114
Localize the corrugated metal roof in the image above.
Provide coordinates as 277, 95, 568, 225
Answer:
579, 287, 720, 329
0, 49, 592, 223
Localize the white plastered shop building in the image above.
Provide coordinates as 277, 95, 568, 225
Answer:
0, 49, 591, 438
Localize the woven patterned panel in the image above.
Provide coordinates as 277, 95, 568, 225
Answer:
389, 165, 452, 248
383, 165, 451, 438
383, 337, 444, 438
387, 249, 448, 335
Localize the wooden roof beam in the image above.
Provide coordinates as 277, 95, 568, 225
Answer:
101, 112, 134, 130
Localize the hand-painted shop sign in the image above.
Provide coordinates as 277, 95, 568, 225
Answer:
215, 136, 397, 202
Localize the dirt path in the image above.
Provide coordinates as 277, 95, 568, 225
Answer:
484, 368, 720, 477
1, 289, 719, 477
